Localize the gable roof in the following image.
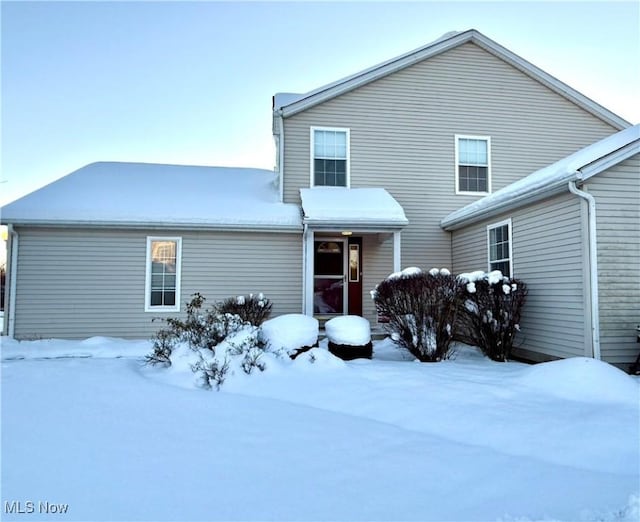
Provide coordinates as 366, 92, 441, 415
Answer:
300, 187, 408, 230
274, 29, 630, 130
0, 162, 302, 231
441, 125, 640, 231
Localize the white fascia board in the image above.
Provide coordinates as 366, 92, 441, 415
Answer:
440, 178, 573, 231
0, 219, 304, 233
279, 29, 629, 130
304, 221, 408, 232
579, 141, 640, 181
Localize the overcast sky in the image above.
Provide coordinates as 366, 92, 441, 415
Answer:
1, 0, 639, 206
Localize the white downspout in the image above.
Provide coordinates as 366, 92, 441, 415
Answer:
7, 224, 18, 338
277, 112, 285, 203
568, 181, 601, 360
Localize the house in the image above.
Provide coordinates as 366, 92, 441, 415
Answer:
2, 29, 638, 367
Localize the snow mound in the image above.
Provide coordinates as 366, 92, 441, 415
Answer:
1, 336, 151, 360
260, 314, 319, 355
325, 316, 371, 345
293, 347, 347, 369
518, 357, 640, 405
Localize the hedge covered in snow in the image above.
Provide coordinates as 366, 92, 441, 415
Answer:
146, 293, 274, 389
371, 267, 459, 362
456, 271, 528, 361
147, 294, 326, 390
372, 268, 527, 362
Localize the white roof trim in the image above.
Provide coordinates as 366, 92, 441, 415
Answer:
441, 125, 640, 231
0, 219, 302, 232
275, 29, 629, 130
578, 140, 640, 181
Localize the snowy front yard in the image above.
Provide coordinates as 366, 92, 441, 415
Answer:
1, 336, 639, 521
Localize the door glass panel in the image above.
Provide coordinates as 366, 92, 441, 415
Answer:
349, 244, 359, 282
314, 241, 343, 276
313, 277, 344, 314
314, 240, 345, 314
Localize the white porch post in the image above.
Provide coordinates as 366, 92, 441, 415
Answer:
393, 231, 401, 272
304, 228, 315, 315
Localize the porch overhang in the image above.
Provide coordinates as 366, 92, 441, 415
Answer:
300, 187, 408, 231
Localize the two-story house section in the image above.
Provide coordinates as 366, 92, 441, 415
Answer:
272, 29, 627, 325
3, 29, 636, 367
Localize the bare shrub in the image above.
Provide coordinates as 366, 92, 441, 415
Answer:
216, 293, 272, 326
456, 271, 528, 361
372, 268, 461, 362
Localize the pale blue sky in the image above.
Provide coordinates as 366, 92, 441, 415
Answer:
1, 0, 639, 206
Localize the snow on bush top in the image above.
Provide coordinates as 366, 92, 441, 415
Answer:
386, 266, 422, 280
325, 315, 371, 346
387, 267, 452, 281
428, 267, 451, 276
457, 270, 517, 289
458, 270, 506, 284
260, 314, 319, 355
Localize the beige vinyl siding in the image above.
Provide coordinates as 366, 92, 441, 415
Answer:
586, 154, 640, 366
362, 234, 395, 323
452, 192, 588, 361
13, 227, 302, 340
283, 42, 617, 271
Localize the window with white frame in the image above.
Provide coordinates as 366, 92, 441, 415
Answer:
311, 127, 349, 187
456, 135, 491, 194
487, 220, 512, 277
145, 237, 182, 312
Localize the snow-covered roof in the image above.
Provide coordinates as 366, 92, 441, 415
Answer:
441, 125, 640, 231
0, 162, 302, 230
300, 187, 408, 230
273, 29, 629, 130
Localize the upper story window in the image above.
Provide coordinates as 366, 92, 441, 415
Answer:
455, 135, 491, 194
487, 219, 512, 277
145, 237, 182, 312
311, 127, 350, 187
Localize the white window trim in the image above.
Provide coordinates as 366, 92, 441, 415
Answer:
486, 219, 513, 277
310, 126, 351, 188
455, 134, 492, 195
145, 236, 182, 313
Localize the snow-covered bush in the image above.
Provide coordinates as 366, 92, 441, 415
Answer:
455, 271, 528, 361
146, 293, 275, 389
372, 267, 461, 362
216, 293, 272, 326
191, 327, 271, 390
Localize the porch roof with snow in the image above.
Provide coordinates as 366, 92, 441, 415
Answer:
300, 187, 408, 230
441, 125, 640, 231
0, 162, 302, 231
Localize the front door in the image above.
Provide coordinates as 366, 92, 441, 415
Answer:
313, 237, 363, 316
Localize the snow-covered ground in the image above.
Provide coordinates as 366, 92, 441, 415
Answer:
1, 336, 639, 521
